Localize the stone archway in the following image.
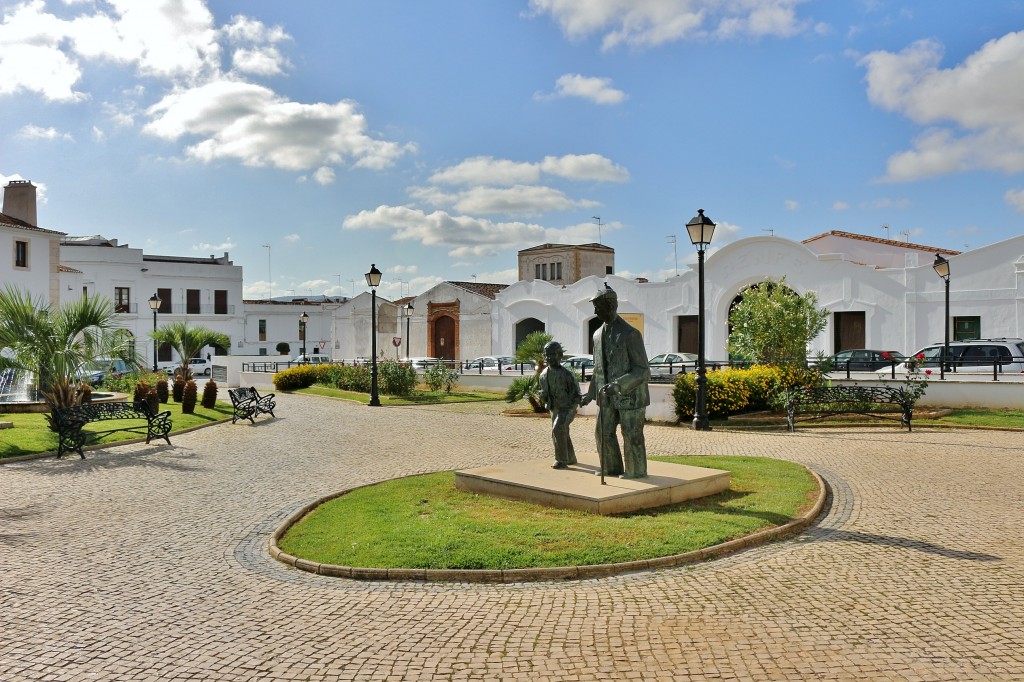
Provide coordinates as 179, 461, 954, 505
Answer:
515, 318, 545, 348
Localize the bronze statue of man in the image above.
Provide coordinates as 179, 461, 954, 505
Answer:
580, 285, 651, 479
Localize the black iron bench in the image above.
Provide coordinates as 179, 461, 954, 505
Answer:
785, 385, 916, 432
228, 387, 276, 424
52, 401, 172, 459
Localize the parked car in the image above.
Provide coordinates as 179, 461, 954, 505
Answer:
293, 353, 332, 365
648, 352, 697, 376
877, 339, 1024, 375
562, 354, 594, 372
76, 358, 131, 386
823, 349, 906, 372
404, 357, 440, 369
465, 356, 534, 372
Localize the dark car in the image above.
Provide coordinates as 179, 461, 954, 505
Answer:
826, 349, 906, 372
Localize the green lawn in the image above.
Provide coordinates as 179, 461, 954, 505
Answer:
718, 408, 1024, 430
0, 401, 234, 459
295, 385, 506, 405
277, 455, 818, 570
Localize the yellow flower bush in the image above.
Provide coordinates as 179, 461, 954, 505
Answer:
672, 365, 821, 420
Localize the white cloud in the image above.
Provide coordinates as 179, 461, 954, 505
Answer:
312, 166, 336, 185
297, 279, 328, 291
390, 264, 419, 275
284, 233, 300, 242
529, 0, 813, 50
550, 73, 626, 105
785, 199, 800, 211
192, 240, 235, 252
143, 79, 412, 171
231, 46, 287, 76
832, 200, 849, 211
343, 205, 558, 257
1006, 188, 1024, 212
429, 153, 628, 186
860, 32, 1024, 181
866, 197, 910, 209
16, 124, 72, 141
429, 156, 540, 186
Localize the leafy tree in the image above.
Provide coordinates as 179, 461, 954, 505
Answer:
727, 277, 828, 367
151, 321, 230, 381
0, 285, 137, 410
275, 341, 290, 355
513, 330, 553, 412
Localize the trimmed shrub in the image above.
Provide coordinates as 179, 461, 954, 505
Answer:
145, 389, 159, 415
424, 363, 460, 393
201, 379, 217, 409
273, 365, 318, 390
172, 375, 185, 402
672, 365, 820, 420
182, 379, 198, 414
377, 359, 417, 395
156, 378, 169, 403
314, 363, 371, 393
134, 380, 149, 404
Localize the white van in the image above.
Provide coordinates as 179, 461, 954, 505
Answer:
293, 353, 333, 365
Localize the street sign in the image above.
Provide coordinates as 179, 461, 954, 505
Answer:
392, 336, 402, 347
318, 341, 326, 349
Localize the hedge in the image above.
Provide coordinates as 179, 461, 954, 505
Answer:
672, 365, 820, 420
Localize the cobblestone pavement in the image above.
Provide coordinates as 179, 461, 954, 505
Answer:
2, 393, 1022, 681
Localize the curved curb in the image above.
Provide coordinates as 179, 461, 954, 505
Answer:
269, 463, 828, 583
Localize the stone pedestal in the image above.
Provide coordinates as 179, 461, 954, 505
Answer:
456, 453, 730, 515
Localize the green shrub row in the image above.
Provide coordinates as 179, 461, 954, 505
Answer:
672, 365, 820, 420
273, 360, 418, 396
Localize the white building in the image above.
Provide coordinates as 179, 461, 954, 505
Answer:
1, 180, 63, 306
492, 233, 1024, 361
59, 236, 244, 368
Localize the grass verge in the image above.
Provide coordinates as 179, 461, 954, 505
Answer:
718, 408, 1024, 430
277, 455, 817, 570
0, 401, 234, 460
295, 385, 505, 405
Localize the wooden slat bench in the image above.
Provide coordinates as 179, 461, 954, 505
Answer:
52, 401, 172, 459
228, 387, 276, 424
785, 385, 916, 432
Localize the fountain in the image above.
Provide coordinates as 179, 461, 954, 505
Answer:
0, 368, 46, 413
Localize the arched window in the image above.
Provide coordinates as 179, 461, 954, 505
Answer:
515, 318, 545, 348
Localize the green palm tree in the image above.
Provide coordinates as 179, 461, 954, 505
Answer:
512, 330, 553, 412
151, 321, 230, 380
0, 285, 137, 408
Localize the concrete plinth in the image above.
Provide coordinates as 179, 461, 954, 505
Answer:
455, 453, 730, 515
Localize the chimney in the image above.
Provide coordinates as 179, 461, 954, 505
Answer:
2, 180, 38, 226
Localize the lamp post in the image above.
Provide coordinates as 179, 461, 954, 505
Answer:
933, 253, 950, 380
366, 264, 382, 406
686, 209, 716, 431
148, 293, 161, 372
403, 302, 414, 359
299, 311, 309, 359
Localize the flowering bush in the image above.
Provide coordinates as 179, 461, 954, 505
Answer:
672, 365, 820, 420
273, 365, 318, 390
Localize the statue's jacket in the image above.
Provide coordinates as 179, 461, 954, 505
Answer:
588, 316, 651, 410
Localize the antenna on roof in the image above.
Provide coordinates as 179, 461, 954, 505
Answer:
882, 224, 890, 239
666, 235, 678, 276
900, 230, 910, 242
592, 216, 603, 244
762, 228, 774, 236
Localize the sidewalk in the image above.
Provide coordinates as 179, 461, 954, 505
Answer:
1, 392, 1022, 681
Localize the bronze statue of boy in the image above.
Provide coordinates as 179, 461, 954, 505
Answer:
538, 341, 583, 469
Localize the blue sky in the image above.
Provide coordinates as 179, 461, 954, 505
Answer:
2, 1, 1023, 301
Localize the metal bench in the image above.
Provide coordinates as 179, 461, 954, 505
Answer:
52, 401, 172, 459
785, 385, 916, 432
228, 387, 276, 424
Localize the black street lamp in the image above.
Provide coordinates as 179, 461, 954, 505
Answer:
366, 264, 382, 406
299, 311, 309, 359
403, 302, 414, 360
933, 253, 950, 380
686, 209, 716, 431
148, 293, 161, 372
